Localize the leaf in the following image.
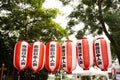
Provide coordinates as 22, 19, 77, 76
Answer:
0, 0, 68, 79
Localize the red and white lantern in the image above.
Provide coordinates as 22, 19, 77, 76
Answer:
13, 40, 30, 71
76, 37, 93, 70
111, 67, 116, 75
93, 37, 112, 71
62, 40, 77, 74
29, 40, 45, 73
45, 40, 61, 73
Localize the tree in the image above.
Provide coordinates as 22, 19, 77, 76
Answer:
0, 0, 68, 80
59, 0, 120, 64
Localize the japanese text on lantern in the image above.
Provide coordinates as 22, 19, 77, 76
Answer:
62, 46, 66, 68
50, 44, 55, 66
33, 45, 38, 67
95, 43, 102, 65
78, 43, 83, 64
21, 45, 27, 66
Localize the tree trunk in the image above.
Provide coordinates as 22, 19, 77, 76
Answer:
98, 0, 120, 65
112, 45, 120, 65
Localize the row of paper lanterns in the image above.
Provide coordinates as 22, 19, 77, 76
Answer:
13, 37, 112, 74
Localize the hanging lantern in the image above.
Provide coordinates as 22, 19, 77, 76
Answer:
93, 37, 112, 71
45, 40, 61, 73
61, 40, 77, 74
111, 67, 116, 75
13, 40, 30, 71
29, 40, 45, 73
76, 37, 93, 70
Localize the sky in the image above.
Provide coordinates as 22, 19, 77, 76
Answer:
43, 0, 72, 28
43, 0, 109, 42
43, 0, 87, 43
44, 0, 113, 43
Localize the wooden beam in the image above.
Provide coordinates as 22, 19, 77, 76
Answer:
0, 64, 7, 80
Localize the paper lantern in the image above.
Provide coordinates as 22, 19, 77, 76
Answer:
45, 40, 61, 73
61, 40, 77, 74
76, 37, 93, 70
93, 37, 112, 71
29, 40, 45, 73
111, 67, 116, 75
13, 40, 30, 71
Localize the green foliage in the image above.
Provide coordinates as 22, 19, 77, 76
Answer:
75, 30, 84, 39
82, 0, 97, 6
0, 0, 68, 79
61, 0, 120, 37
62, 77, 70, 80
59, 0, 71, 5
59, 0, 120, 63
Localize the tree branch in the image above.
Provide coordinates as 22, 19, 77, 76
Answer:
98, 0, 120, 64
26, 19, 42, 26
98, 0, 116, 46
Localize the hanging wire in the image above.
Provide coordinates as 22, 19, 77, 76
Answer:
24, 0, 28, 40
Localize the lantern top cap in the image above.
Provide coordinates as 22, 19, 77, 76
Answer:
50, 40, 57, 42
34, 40, 43, 42
20, 40, 28, 42
81, 37, 87, 39
97, 37, 104, 39
65, 40, 72, 42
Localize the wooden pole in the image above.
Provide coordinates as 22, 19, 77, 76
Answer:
0, 64, 7, 80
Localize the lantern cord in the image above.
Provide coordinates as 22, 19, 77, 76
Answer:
24, 0, 28, 40
18, 72, 20, 80
53, 35, 57, 40
25, 5, 27, 40
31, 73, 35, 80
